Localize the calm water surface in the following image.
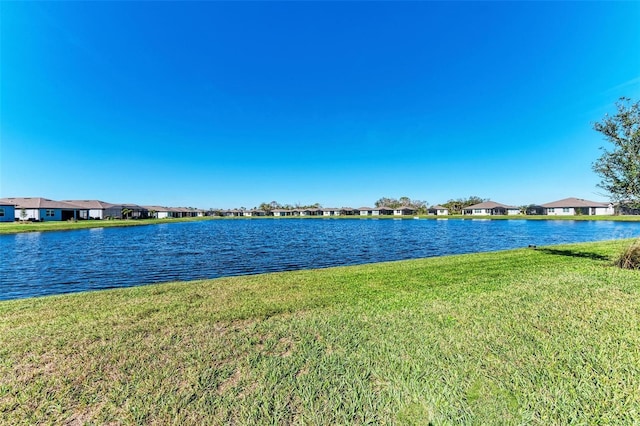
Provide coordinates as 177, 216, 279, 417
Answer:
2, 218, 640, 300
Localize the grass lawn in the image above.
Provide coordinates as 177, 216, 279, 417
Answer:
0, 216, 218, 234
1, 239, 639, 424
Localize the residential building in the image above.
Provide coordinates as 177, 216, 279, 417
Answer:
541, 198, 614, 216
462, 201, 520, 216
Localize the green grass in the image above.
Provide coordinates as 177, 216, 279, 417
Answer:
0, 216, 219, 234
1, 239, 640, 424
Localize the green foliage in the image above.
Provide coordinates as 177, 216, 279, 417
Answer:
442, 196, 488, 214
374, 196, 427, 213
592, 97, 640, 209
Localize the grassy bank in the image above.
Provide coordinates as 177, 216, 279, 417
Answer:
1, 240, 640, 424
2, 214, 640, 235
0, 216, 218, 234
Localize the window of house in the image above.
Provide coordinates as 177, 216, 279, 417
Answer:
0, 208, 4, 217
474, 209, 482, 214
46, 209, 55, 217
563, 208, 570, 213
547, 208, 555, 213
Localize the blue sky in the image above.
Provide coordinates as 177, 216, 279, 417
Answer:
2, 1, 639, 209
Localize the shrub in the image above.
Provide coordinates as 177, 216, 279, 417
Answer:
615, 241, 640, 269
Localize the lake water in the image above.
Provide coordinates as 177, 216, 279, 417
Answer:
2, 218, 640, 301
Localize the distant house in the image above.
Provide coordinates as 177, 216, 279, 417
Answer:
428, 205, 449, 216
65, 200, 123, 219
393, 207, 416, 216
358, 207, 374, 216
272, 209, 292, 217
462, 201, 520, 216
372, 207, 393, 216
322, 208, 341, 216
143, 206, 172, 219
0, 202, 15, 222
244, 209, 266, 217
0, 197, 88, 221
524, 205, 544, 215
223, 209, 243, 217
340, 207, 357, 216
541, 198, 614, 216
120, 204, 147, 219
296, 208, 321, 217
615, 203, 640, 215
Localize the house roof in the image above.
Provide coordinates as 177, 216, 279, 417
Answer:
0, 197, 86, 210
430, 205, 448, 210
142, 205, 171, 212
463, 201, 517, 210
394, 206, 416, 210
358, 207, 373, 211
64, 200, 122, 209
541, 197, 610, 208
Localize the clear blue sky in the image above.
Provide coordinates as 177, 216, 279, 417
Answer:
2, 1, 639, 209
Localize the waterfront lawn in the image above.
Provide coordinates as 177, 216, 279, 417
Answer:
0, 216, 215, 234
1, 240, 639, 424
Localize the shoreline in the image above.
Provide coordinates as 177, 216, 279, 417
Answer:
2, 214, 640, 235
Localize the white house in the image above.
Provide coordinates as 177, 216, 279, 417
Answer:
358, 207, 374, 216
428, 205, 449, 216
462, 201, 520, 216
322, 208, 341, 216
0, 203, 15, 222
541, 198, 614, 216
272, 209, 292, 217
393, 207, 416, 216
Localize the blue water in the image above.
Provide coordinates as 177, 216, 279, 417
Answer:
1, 218, 639, 301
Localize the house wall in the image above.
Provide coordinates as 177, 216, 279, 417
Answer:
507, 209, 521, 215
157, 211, 171, 219
0, 206, 15, 222
593, 206, 614, 215
39, 208, 62, 221
545, 208, 575, 216
437, 209, 449, 216
360, 211, 370, 216
466, 208, 489, 215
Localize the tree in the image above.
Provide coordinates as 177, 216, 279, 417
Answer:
374, 196, 428, 213
442, 196, 488, 215
20, 208, 27, 222
592, 97, 640, 209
